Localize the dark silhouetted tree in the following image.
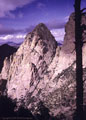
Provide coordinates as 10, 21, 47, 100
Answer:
74, 0, 86, 119
74, 0, 83, 119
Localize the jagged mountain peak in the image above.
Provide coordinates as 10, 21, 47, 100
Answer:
29, 23, 56, 42
33, 23, 49, 33
25, 23, 57, 51
33, 23, 48, 30
21, 23, 58, 65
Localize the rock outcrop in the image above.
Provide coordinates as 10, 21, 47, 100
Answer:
0, 14, 86, 119
62, 13, 86, 54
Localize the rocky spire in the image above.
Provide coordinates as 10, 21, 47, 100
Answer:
62, 13, 86, 54
2, 23, 58, 102
22, 23, 57, 65
32, 23, 55, 40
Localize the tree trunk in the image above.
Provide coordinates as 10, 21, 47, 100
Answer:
74, 0, 83, 119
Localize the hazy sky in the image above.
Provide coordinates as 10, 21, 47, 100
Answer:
0, 0, 85, 44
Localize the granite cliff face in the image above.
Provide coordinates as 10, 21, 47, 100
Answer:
0, 14, 86, 119
62, 13, 86, 54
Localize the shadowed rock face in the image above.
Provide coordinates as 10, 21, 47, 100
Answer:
0, 44, 17, 72
62, 13, 86, 54
0, 17, 86, 119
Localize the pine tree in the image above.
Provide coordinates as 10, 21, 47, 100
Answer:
74, 0, 83, 119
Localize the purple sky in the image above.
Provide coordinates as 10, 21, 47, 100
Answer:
0, 0, 86, 44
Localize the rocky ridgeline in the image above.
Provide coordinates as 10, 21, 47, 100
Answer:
0, 13, 86, 119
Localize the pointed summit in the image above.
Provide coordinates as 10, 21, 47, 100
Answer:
24, 23, 57, 58
16, 23, 58, 66
32, 23, 55, 41
33, 23, 49, 32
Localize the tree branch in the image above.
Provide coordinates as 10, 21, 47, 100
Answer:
81, 8, 86, 13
